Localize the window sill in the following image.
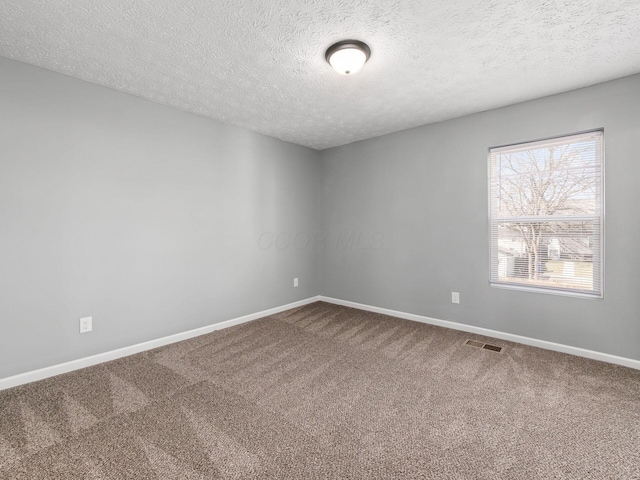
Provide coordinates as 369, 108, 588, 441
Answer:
490, 282, 603, 299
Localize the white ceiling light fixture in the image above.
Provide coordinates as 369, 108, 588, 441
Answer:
325, 40, 371, 75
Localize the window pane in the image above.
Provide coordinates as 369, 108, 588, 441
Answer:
495, 220, 599, 293
494, 139, 600, 218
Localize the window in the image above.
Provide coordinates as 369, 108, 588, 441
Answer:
489, 130, 604, 297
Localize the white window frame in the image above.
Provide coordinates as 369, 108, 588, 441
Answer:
488, 129, 604, 298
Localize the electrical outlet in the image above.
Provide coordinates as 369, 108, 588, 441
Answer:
80, 316, 92, 333
451, 292, 460, 304
293, 277, 299, 287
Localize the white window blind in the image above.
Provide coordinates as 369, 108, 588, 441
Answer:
489, 130, 604, 297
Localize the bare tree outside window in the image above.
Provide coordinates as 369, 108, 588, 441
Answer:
489, 131, 603, 297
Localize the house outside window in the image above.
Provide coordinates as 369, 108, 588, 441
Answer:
489, 130, 604, 298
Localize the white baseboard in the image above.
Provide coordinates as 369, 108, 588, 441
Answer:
4, 294, 637, 391
0, 296, 321, 391
318, 296, 640, 370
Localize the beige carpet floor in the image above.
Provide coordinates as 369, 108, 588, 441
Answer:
1, 301, 639, 479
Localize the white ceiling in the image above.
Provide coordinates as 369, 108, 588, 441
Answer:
1, 0, 639, 150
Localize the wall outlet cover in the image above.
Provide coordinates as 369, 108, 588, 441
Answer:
80, 316, 93, 333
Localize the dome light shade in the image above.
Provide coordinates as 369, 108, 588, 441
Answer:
326, 40, 371, 75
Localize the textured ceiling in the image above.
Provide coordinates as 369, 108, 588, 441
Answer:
1, 0, 640, 150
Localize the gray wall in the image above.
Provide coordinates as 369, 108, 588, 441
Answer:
2, 56, 639, 381
0, 57, 321, 379
320, 74, 640, 361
